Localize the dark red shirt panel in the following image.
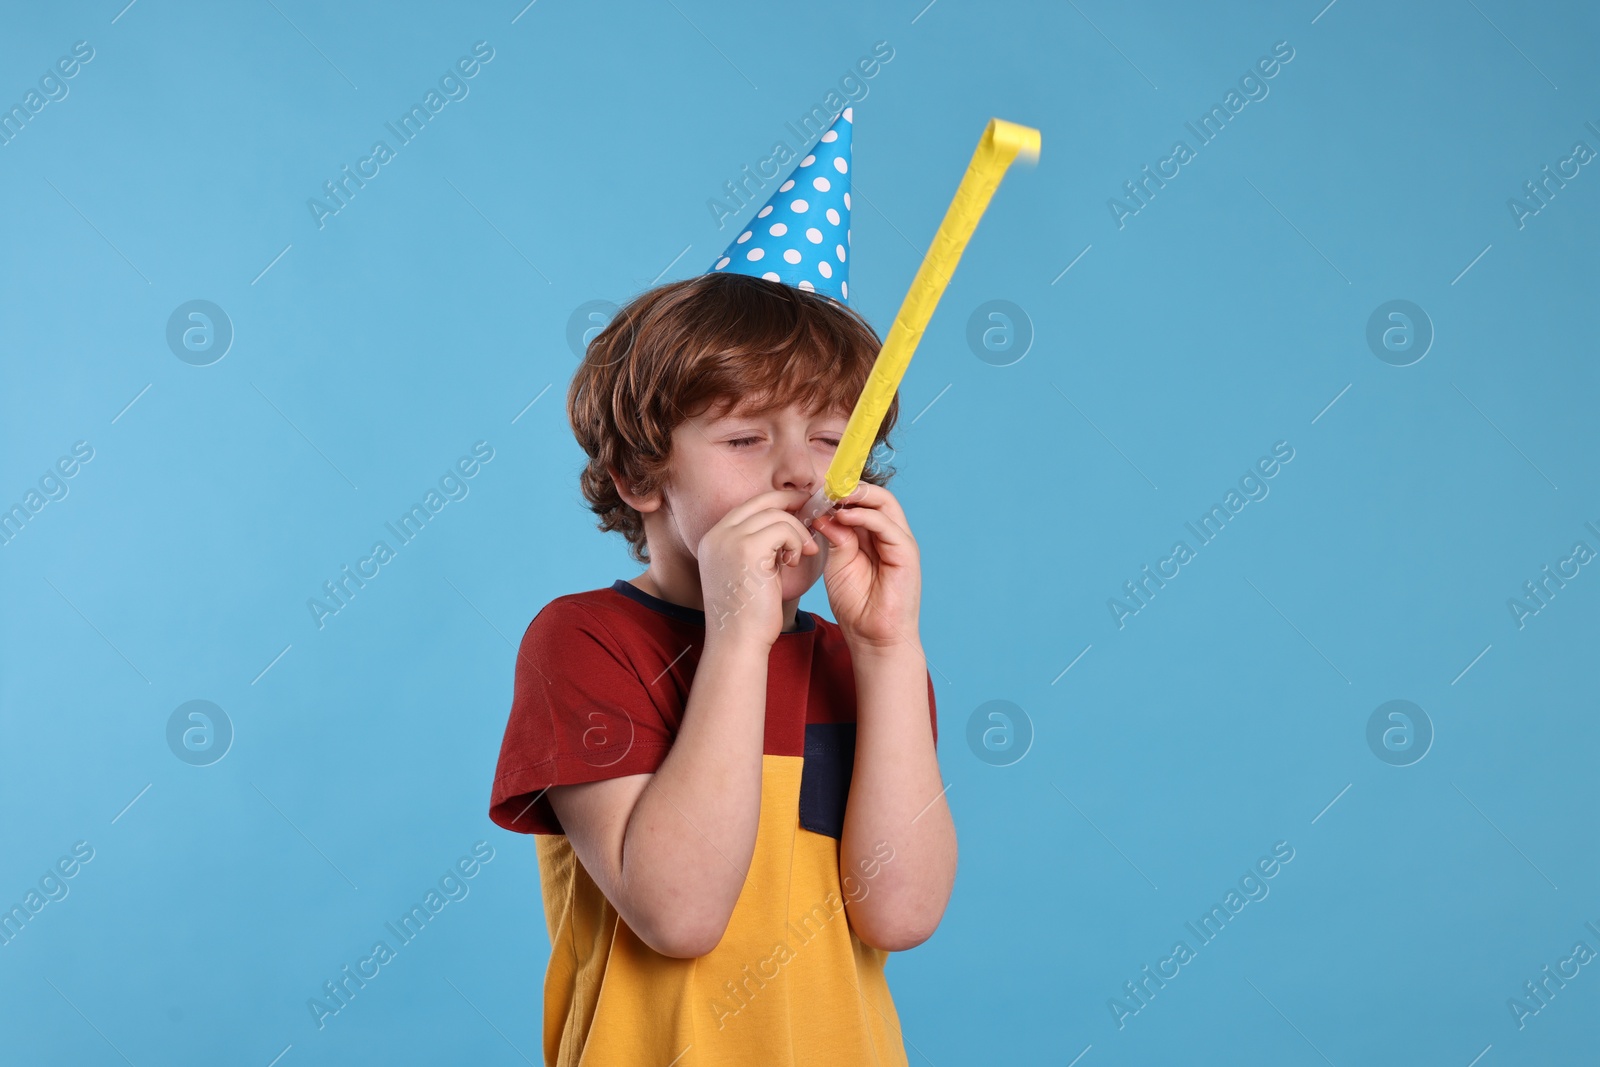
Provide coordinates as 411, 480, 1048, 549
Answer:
488, 583, 937, 836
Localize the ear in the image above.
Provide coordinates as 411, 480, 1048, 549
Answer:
608, 465, 663, 513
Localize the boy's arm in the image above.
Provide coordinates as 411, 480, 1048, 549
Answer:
811, 481, 954, 951
548, 488, 817, 958
838, 641, 956, 952
547, 636, 771, 958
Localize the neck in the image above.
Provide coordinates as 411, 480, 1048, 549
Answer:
635, 562, 803, 632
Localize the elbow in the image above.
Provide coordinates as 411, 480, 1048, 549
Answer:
633, 911, 729, 959
614, 851, 739, 958
848, 911, 939, 953
861, 927, 935, 953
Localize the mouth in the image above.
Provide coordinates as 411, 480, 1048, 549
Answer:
792, 488, 838, 531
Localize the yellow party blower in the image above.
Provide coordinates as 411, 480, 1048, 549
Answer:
799, 116, 1041, 533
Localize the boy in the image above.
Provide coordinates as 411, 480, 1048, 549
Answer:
489, 110, 954, 1066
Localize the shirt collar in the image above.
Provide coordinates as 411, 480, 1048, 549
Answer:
610, 579, 817, 634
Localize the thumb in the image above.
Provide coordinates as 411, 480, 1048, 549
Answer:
814, 515, 854, 554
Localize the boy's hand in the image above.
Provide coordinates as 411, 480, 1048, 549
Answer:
697, 488, 819, 649
812, 483, 921, 653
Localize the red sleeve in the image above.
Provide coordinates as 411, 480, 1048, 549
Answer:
928, 668, 938, 750
488, 598, 677, 835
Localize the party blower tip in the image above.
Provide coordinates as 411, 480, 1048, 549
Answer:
799, 116, 1041, 536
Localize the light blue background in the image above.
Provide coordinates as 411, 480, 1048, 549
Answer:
3, 0, 1597, 1063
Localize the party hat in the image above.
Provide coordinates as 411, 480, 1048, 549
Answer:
708, 108, 854, 304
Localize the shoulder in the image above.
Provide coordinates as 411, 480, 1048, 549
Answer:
524, 585, 632, 640
529, 586, 617, 625
519, 583, 682, 660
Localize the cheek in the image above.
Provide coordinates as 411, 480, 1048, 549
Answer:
666, 465, 721, 535
680, 508, 718, 553
678, 492, 742, 554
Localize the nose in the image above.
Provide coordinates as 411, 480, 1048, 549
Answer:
773, 437, 818, 496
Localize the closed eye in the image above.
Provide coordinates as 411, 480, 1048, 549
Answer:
727, 436, 760, 449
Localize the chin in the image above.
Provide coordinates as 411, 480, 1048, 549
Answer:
780, 554, 827, 600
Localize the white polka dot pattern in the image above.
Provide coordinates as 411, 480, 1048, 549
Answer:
707, 109, 855, 304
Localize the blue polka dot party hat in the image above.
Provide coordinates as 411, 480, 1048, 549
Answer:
708, 108, 854, 304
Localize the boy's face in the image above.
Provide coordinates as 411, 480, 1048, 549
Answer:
653, 395, 851, 601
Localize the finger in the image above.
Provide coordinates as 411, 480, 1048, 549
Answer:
812, 511, 853, 551
825, 508, 915, 566
818, 509, 873, 562
838, 482, 909, 528
739, 505, 813, 554
720, 488, 814, 531
831, 502, 908, 541
798, 516, 824, 554
748, 519, 807, 570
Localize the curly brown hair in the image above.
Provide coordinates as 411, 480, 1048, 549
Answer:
567, 272, 900, 565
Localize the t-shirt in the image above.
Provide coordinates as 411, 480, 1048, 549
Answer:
488, 579, 939, 1067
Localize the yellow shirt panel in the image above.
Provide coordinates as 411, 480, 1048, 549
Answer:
535, 753, 907, 1066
